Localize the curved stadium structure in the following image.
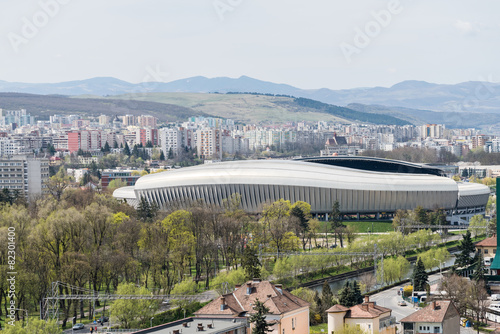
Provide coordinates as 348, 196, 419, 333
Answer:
114, 157, 490, 224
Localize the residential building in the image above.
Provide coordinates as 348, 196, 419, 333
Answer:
137, 115, 157, 128
122, 114, 136, 126
476, 236, 496, 275
160, 128, 183, 156
0, 157, 49, 199
194, 279, 310, 334
196, 128, 222, 160
400, 300, 460, 334
326, 295, 396, 334
136, 128, 158, 147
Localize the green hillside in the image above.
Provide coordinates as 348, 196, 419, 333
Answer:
84, 92, 409, 125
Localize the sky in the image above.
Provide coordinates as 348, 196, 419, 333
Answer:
0, 0, 499, 90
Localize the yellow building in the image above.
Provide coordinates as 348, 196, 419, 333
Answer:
194, 279, 310, 334
476, 236, 497, 275
326, 296, 396, 334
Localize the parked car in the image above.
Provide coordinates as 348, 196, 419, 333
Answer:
98, 316, 109, 324
397, 300, 407, 306
492, 294, 500, 301
72, 323, 85, 330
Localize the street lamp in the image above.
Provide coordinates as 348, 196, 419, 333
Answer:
150, 317, 154, 328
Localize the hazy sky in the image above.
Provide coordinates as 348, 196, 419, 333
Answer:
1, 0, 499, 89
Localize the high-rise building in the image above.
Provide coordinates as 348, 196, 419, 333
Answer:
196, 128, 222, 159
0, 157, 49, 200
160, 128, 183, 157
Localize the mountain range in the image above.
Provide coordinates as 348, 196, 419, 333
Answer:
2, 76, 500, 130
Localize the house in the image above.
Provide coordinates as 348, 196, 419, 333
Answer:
400, 300, 460, 334
476, 236, 496, 275
194, 279, 310, 334
326, 295, 396, 334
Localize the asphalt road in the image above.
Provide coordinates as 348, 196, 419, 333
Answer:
369, 272, 445, 322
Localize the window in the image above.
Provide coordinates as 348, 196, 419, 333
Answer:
485, 249, 489, 254
434, 326, 440, 333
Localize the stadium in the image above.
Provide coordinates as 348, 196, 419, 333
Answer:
113, 157, 490, 224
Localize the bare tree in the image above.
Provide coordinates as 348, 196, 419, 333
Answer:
467, 279, 489, 334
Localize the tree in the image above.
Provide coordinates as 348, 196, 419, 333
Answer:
168, 147, 174, 159
455, 230, 475, 268
351, 280, 363, 305
330, 201, 344, 247
249, 299, 273, 334
103, 141, 111, 153
136, 196, 158, 222
241, 246, 261, 280
123, 142, 131, 156
472, 251, 490, 294
338, 280, 362, 307
468, 215, 488, 238
321, 281, 334, 313
107, 178, 127, 191
159, 150, 165, 161
1, 318, 62, 334
290, 201, 311, 250
440, 274, 469, 316
412, 258, 428, 292
45, 166, 74, 201
467, 279, 489, 334
110, 283, 158, 328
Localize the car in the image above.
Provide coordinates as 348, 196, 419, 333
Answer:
397, 301, 407, 306
72, 323, 85, 330
492, 294, 500, 301
98, 316, 109, 324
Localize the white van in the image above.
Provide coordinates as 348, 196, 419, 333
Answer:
492, 295, 500, 301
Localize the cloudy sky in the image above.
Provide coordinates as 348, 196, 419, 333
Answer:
0, 0, 499, 89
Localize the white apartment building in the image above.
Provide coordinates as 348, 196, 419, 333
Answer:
160, 128, 183, 156
0, 157, 49, 199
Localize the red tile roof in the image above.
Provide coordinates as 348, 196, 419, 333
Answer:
400, 301, 459, 324
326, 296, 391, 319
347, 303, 391, 319
476, 236, 496, 248
194, 280, 310, 317
325, 305, 349, 313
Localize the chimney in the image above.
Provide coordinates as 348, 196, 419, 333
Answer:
362, 304, 369, 312
235, 284, 241, 289
253, 278, 261, 283
246, 282, 252, 295
364, 295, 369, 303
220, 297, 226, 311
432, 300, 436, 310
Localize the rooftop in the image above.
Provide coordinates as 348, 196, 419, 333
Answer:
400, 300, 458, 324
326, 296, 391, 319
195, 280, 309, 317
131, 318, 247, 334
476, 236, 496, 248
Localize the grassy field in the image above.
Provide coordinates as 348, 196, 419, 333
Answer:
310, 323, 328, 333
86, 92, 350, 124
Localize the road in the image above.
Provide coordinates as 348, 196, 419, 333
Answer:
369, 272, 444, 322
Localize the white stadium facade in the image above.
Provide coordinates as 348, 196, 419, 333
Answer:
113, 157, 490, 224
